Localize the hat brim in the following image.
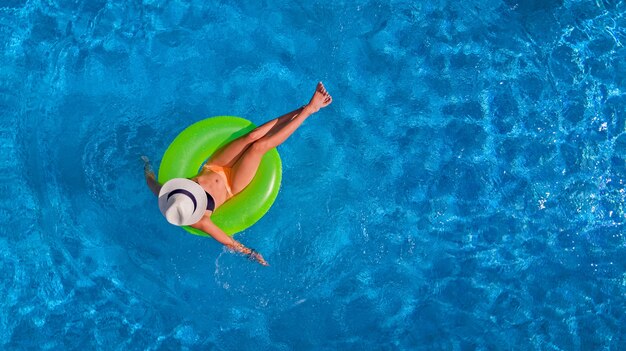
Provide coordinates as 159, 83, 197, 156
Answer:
158, 178, 208, 225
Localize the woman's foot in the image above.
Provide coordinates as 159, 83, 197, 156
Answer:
304, 82, 333, 113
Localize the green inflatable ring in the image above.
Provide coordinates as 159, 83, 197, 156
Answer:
158, 116, 282, 237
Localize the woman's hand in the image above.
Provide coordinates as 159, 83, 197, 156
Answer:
229, 242, 269, 266
191, 204, 270, 266
142, 156, 154, 175
250, 251, 269, 266
142, 156, 161, 196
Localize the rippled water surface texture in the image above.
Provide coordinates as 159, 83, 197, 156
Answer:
1, 0, 625, 349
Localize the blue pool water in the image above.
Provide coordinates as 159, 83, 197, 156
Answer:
1, 0, 625, 349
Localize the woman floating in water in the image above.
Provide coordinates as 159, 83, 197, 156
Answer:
143, 82, 333, 266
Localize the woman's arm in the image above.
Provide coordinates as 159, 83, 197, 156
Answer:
192, 216, 269, 266
142, 156, 162, 196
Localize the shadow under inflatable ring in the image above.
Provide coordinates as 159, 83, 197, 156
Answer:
158, 116, 282, 236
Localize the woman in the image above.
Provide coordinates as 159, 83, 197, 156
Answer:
143, 82, 333, 266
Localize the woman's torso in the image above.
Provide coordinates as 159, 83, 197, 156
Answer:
192, 169, 230, 210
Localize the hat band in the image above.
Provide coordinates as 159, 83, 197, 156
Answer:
167, 189, 197, 212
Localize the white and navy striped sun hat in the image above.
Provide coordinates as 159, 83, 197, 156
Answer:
158, 178, 208, 226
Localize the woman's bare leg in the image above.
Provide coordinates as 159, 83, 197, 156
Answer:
230, 82, 332, 194
207, 107, 304, 168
